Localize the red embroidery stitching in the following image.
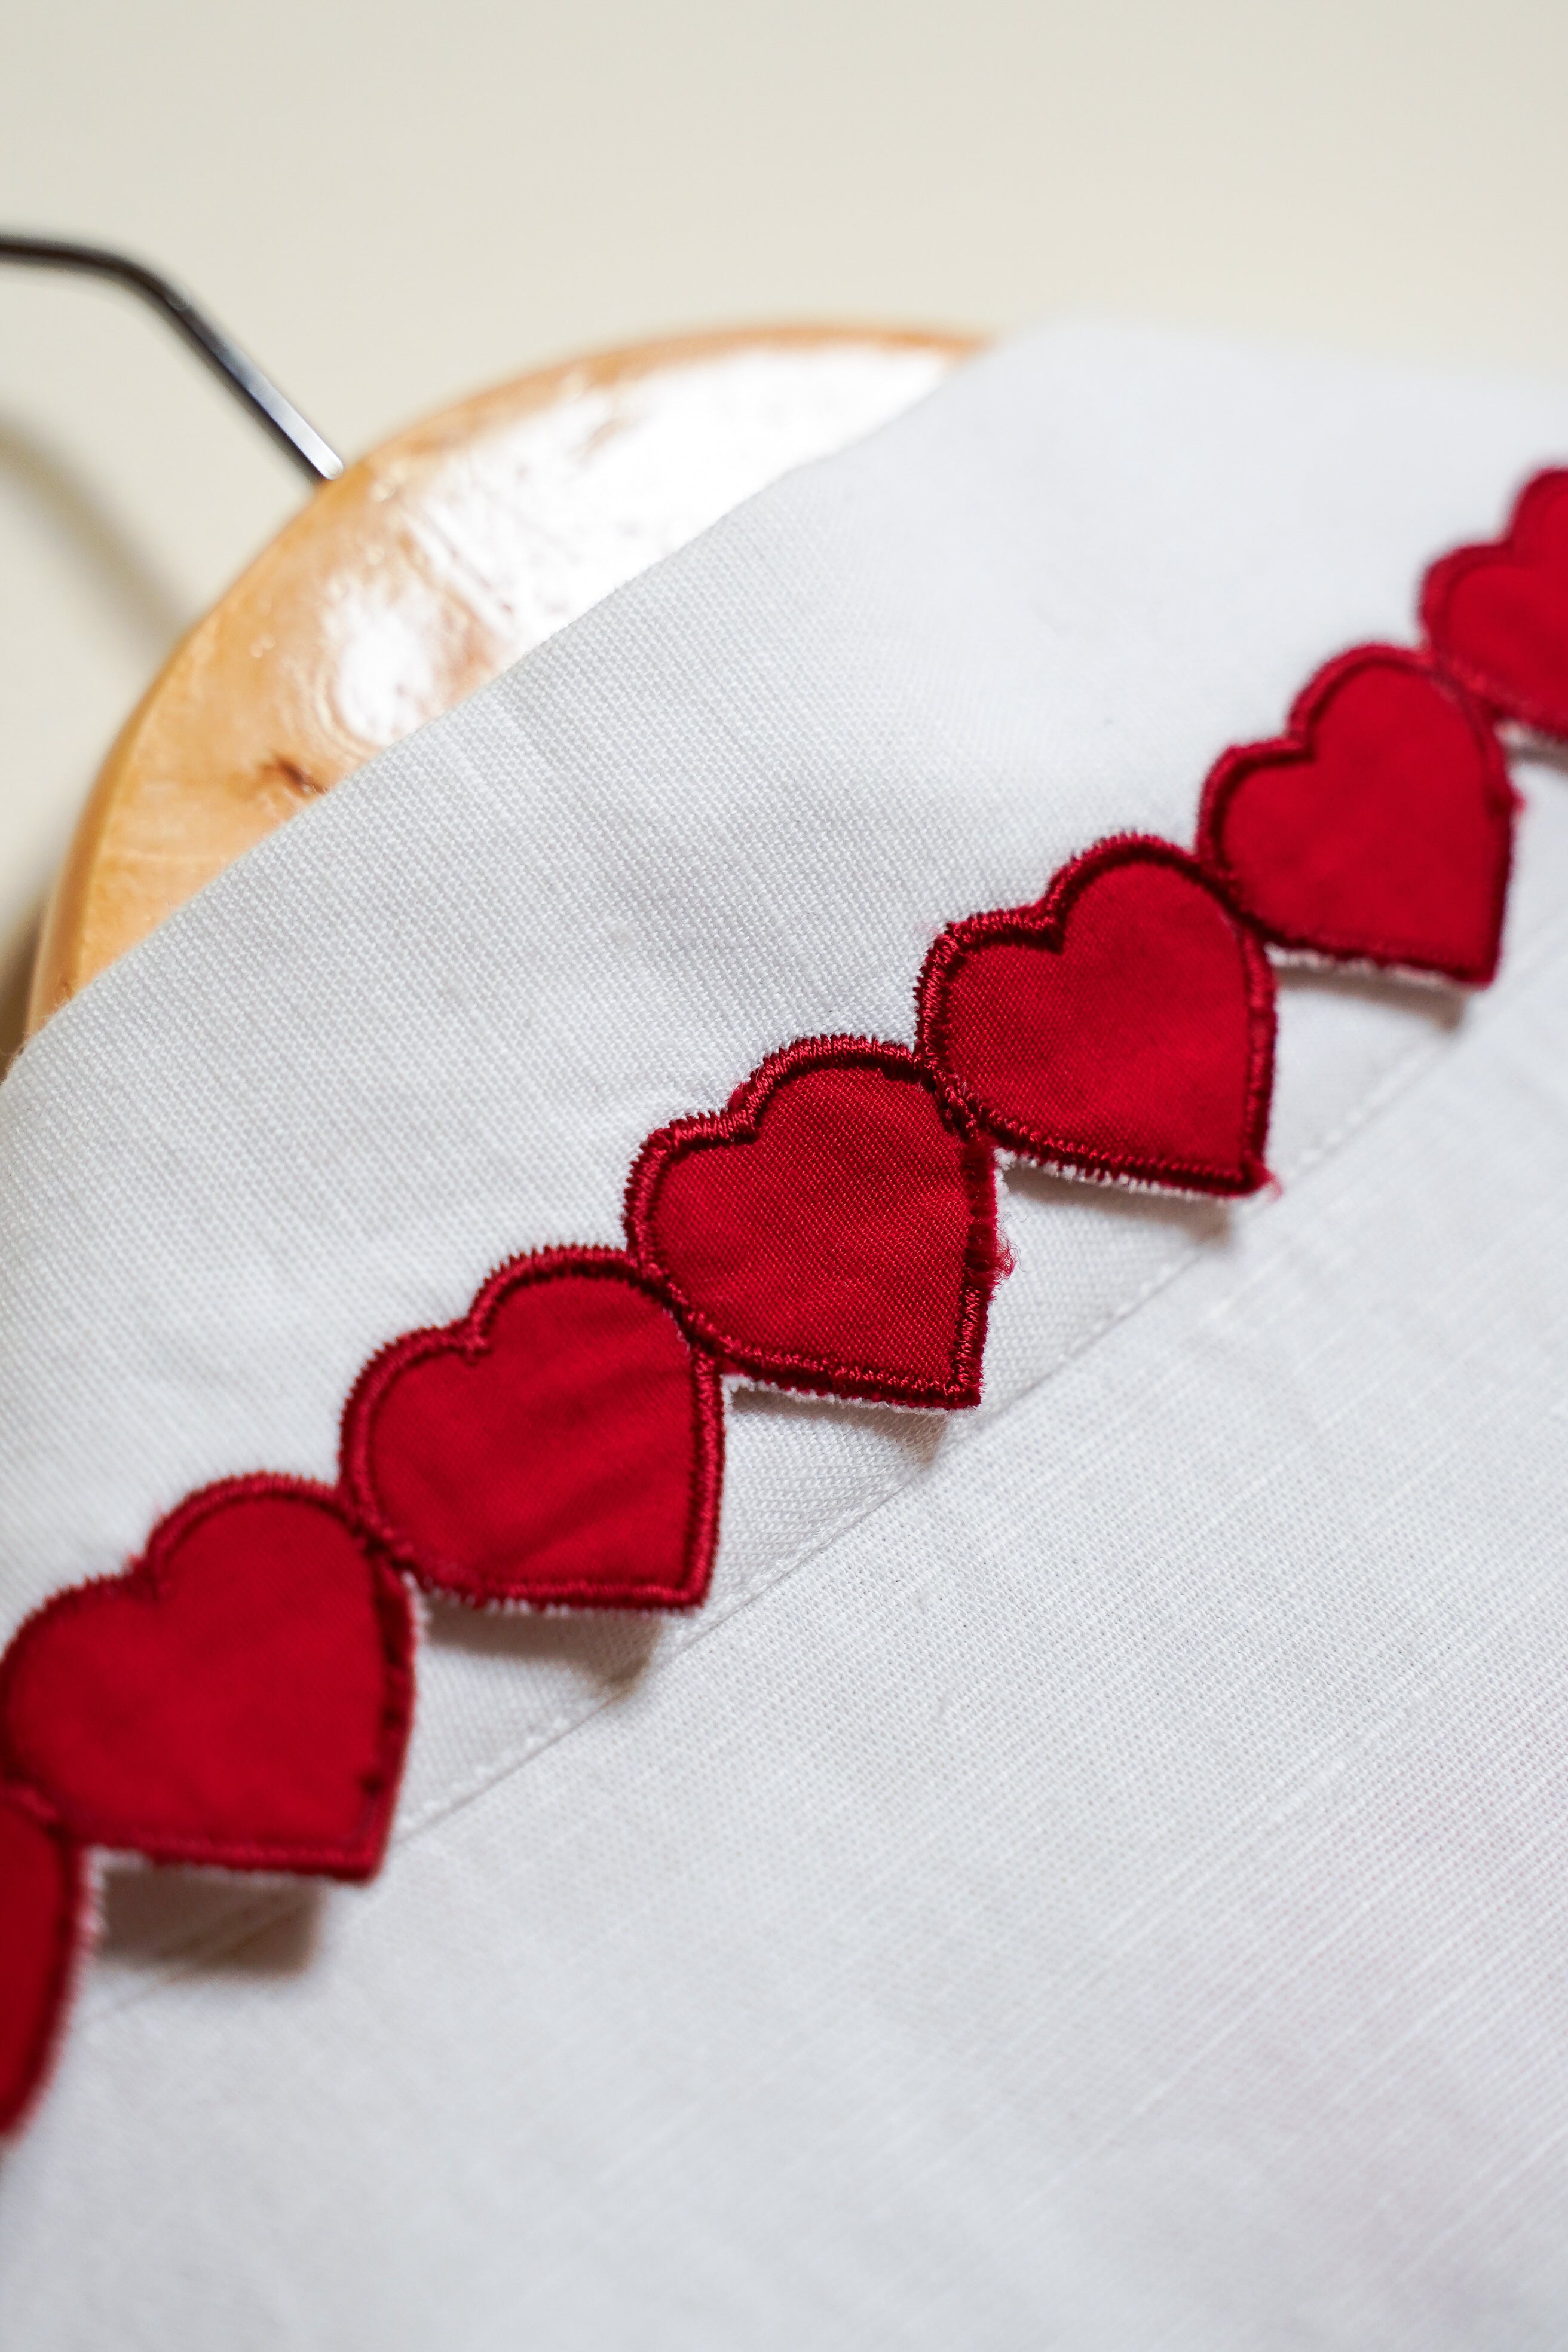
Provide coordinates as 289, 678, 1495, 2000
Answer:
917, 835, 1276, 1196
341, 1247, 724, 1612
1422, 469, 1568, 739
624, 1036, 999, 1408
2, 460, 1554, 2134
0, 1790, 82, 2134
0, 1478, 415, 1881
1196, 645, 1515, 988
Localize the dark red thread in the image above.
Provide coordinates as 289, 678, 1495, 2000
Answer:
341, 1247, 724, 1612
4, 466, 1558, 2139
624, 1036, 999, 1408
917, 835, 1276, 1196
1422, 469, 1568, 739
1196, 644, 1514, 988
0, 1478, 415, 1882
0, 1790, 83, 2134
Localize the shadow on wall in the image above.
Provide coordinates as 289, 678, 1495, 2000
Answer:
0, 412, 188, 657
0, 415, 191, 1068
0, 901, 39, 1072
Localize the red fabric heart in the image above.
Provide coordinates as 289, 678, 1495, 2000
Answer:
1196, 645, 1514, 987
625, 1036, 998, 1408
917, 836, 1275, 1196
0, 1481, 415, 1880
1422, 469, 1568, 739
0, 1792, 81, 2134
341, 1248, 724, 1610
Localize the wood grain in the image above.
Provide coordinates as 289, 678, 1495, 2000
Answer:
29, 324, 975, 1031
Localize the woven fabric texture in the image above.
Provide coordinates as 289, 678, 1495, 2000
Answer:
4, 323, 1568, 2346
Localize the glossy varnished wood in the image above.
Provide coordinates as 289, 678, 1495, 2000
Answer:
29, 325, 975, 1031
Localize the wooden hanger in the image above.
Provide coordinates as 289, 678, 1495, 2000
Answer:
3, 249, 974, 1031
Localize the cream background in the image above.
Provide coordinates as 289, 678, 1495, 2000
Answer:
4, 0, 1568, 1042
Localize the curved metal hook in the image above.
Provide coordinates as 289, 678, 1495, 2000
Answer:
0, 234, 343, 485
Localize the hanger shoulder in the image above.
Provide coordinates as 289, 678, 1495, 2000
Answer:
27, 324, 976, 1032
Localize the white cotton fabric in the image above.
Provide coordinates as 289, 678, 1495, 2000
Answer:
3, 323, 1568, 2346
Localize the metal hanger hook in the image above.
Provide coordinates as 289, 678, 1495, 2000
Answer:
0, 234, 343, 485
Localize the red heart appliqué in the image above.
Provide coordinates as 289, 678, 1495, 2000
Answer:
0, 1481, 415, 1880
624, 1037, 998, 1408
917, 837, 1276, 1196
341, 1248, 724, 1611
0, 1793, 81, 2133
1421, 469, 1568, 739
1196, 645, 1514, 987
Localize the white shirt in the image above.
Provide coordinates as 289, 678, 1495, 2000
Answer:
4, 321, 1568, 2348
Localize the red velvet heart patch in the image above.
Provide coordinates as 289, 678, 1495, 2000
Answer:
1196, 645, 1514, 986
341, 1248, 724, 1611
917, 837, 1275, 1196
1422, 469, 1568, 739
0, 1793, 81, 2134
624, 1037, 998, 1408
0, 1481, 415, 1880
